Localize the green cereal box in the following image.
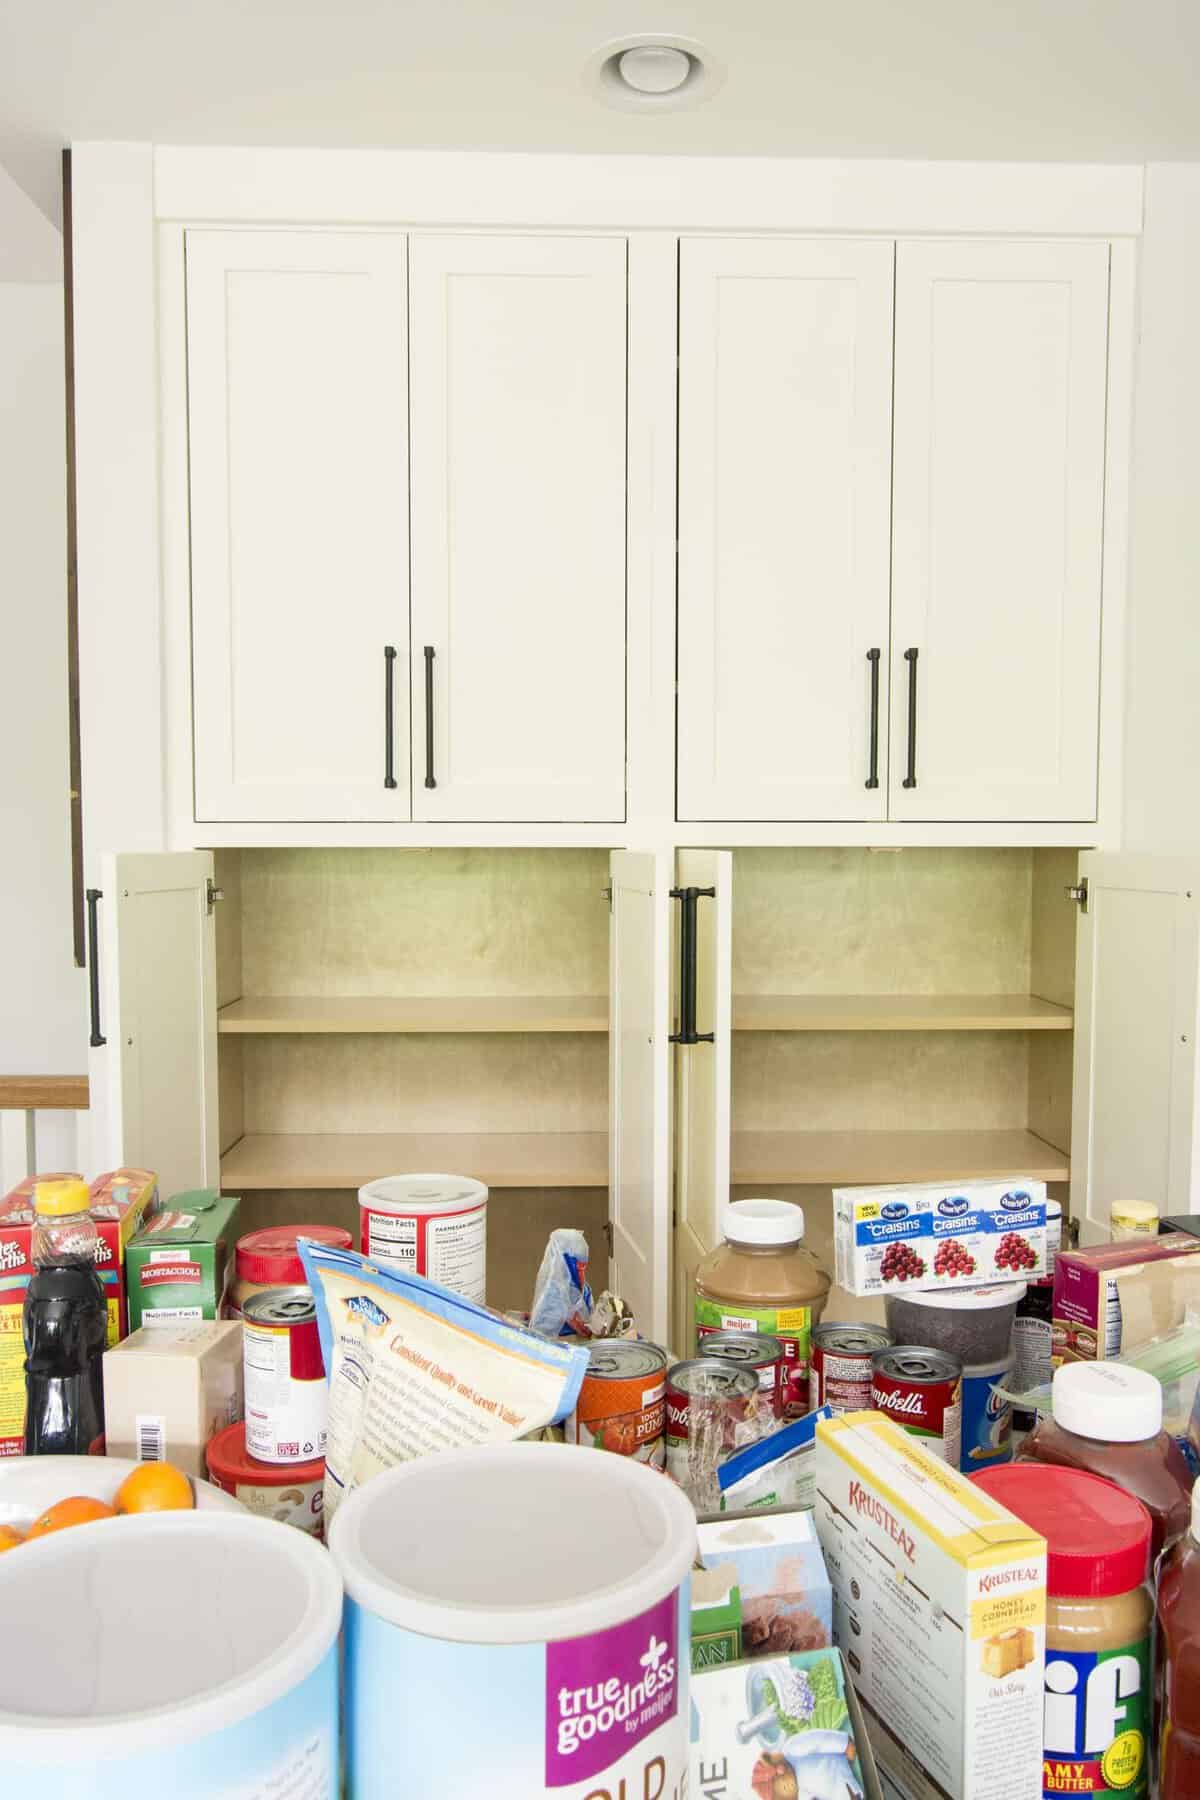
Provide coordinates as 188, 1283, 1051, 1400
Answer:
125, 1190, 240, 1330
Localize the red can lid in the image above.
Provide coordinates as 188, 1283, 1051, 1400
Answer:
206, 1420, 325, 1486
973, 1465, 1152, 1597
236, 1223, 352, 1289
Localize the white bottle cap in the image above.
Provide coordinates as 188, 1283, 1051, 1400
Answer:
722, 1198, 805, 1247
1051, 1360, 1162, 1442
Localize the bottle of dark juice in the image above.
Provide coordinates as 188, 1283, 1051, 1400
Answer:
1158, 1483, 1200, 1797
22, 1178, 107, 1455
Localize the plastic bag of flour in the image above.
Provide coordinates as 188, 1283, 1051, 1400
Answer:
717, 1405, 833, 1512
299, 1240, 589, 1526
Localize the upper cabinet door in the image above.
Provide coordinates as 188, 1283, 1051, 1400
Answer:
409, 236, 628, 823
890, 240, 1110, 823
187, 231, 410, 823
677, 239, 895, 821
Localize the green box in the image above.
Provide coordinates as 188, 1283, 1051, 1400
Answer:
691, 1565, 743, 1672
125, 1190, 241, 1331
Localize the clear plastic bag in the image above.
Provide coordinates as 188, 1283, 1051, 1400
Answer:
529, 1229, 594, 1338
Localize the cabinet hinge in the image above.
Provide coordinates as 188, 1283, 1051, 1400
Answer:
603, 1219, 614, 1257
1065, 878, 1089, 913
602, 882, 613, 913
206, 878, 225, 915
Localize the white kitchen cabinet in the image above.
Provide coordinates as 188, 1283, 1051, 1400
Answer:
408, 236, 628, 823
677, 240, 895, 822
1069, 854, 1200, 1238
890, 239, 1111, 823
187, 231, 411, 823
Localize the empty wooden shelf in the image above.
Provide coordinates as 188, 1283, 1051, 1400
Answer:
217, 995, 608, 1034
220, 1130, 609, 1190
730, 1127, 1069, 1187
731, 994, 1073, 1032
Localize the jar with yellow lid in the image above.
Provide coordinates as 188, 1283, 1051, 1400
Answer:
1110, 1199, 1160, 1242
975, 1464, 1154, 1800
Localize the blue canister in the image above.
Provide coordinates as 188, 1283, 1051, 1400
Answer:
960, 1359, 1014, 1472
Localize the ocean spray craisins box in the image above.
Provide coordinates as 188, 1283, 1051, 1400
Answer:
814, 1411, 1046, 1800
834, 1178, 1047, 1298
1052, 1232, 1200, 1364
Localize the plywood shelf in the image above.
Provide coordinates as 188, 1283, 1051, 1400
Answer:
220, 1131, 608, 1190
731, 994, 1073, 1032
217, 996, 608, 1035
730, 1127, 1069, 1186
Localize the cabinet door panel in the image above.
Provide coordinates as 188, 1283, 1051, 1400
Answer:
890, 240, 1110, 822
677, 239, 894, 821
410, 236, 627, 822
187, 231, 410, 822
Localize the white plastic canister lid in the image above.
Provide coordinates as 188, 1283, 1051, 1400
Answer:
722, 1197, 805, 1247
0, 1512, 342, 1763
1052, 1359, 1163, 1442
889, 1281, 1027, 1312
359, 1172, 489, 1215
329, 1441, 696, 1646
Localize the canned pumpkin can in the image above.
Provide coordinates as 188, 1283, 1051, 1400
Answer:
565, 1340, 667, 1464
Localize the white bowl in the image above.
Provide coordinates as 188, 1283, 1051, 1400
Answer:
0, 1455, 244, 1530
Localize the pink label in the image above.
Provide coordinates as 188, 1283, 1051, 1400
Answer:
544, 1594, 678, 1789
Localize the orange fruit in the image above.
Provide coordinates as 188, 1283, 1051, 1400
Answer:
25, 1496, 117, 1538
0, 1524, 26, 1553
114, 1462, 194, 1514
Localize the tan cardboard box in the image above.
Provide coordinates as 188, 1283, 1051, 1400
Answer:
103, 1320, 243, 1477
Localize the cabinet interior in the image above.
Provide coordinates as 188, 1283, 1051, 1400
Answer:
726, 846, 1077, 1322
212, 847, 613, 1311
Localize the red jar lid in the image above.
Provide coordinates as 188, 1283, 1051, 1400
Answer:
973, 1465, 1152, 1597
236, 1223, 352, 1289
206, 1420, 324, 1487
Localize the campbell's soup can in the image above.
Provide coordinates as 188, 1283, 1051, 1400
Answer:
695, 1330, 785, 1416
665, 1359, 758, 1487
565, 1340, 667, 1464
358, 1173, 488, 1305
870, 1346, 962, 1466
243, 1287, 328, 1465
810, 1322, 894, 1415
959, 1357, 1014, 1472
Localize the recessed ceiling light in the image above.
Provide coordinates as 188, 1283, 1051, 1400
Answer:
586, 35, 725, 112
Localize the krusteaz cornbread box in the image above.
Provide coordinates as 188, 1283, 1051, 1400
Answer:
125, 1191, 240, 1329
814, 1411, 1046, 1800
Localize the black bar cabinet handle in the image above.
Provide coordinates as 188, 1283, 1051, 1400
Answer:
383, 646, 398, 790
902, 647, 919, 789
423, 646, 437, 790
668, 886, 716, 1046
865, 648, 881, 790
85, 888, 106, 1047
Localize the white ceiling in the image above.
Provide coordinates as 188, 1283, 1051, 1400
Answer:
2, 0, 1199, 231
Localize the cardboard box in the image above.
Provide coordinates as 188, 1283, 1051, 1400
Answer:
1052, 1233, 1200, 1363
814, 1411, 1046, 1800
0, 1169, 159, 1457
692, 1563, 743, 1672
834, 1178, 1047, 1298
103, 1320, 244, 1477
690, 1646, 883, 1800
697, 1508, 832, 1659
125, 1191, 241, 1330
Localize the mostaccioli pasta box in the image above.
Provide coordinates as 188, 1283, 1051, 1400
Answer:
834, 1178, 1047, 1298
814, 1411, 1046, 1800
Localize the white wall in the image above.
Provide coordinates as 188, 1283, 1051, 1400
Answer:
0, 281, 88, 1177
1122, 164, 1200, 854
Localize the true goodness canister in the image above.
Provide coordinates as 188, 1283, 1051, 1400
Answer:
565, 1340, 667, 1465
974, 1465, 1154, 1800
358, 1173, 488, 1304
870, 1346, 963, 1465
242, 1288, 327, 1465
330, 1442, 696, 1800
694, 1199, 831, 1418
0, 1511, 341, 1799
